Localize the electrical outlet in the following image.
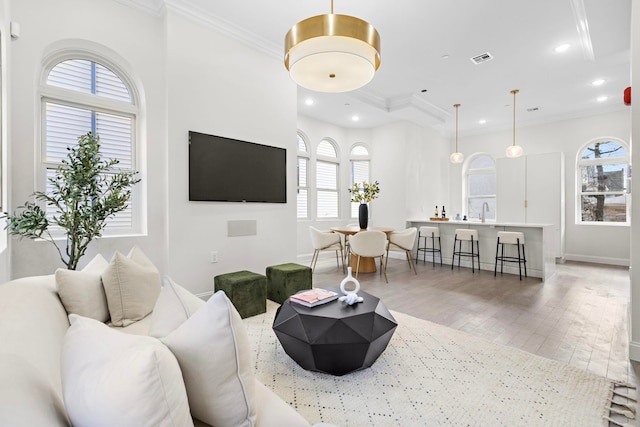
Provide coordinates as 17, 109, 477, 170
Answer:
210, 251, 218, 263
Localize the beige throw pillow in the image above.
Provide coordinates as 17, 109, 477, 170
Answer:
149, 276, 205, 339
161, 291, 257, 427
102, 246, 161, 327
62, 314, 193, 427
55, 254, 110, 322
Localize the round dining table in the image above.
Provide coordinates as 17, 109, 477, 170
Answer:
330, 226, 394, 273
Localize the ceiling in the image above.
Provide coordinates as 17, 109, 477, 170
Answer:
119, 0, 632, 137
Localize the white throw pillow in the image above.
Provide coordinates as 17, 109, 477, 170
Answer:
102, 246, 161, 326
161, 291, 257, 427
149, 276, 205, 338
62, 314, 193, 427
55, 254, 110, 322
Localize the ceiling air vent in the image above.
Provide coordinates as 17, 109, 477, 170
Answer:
470, 52, 493, 65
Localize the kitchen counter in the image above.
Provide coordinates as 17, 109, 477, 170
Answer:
406, 219, 555, 281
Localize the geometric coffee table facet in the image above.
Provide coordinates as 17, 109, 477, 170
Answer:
272, 289, 397, 376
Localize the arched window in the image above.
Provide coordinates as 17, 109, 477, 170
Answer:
350, 144, 370, 218
316, 139, 339, 218
577, 138, 629, 224
296, 133, 310, 219
40, 52, 141, 235
465, 154, 496, 220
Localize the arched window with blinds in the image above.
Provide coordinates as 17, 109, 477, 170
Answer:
316, 139, 339, 218
40, 55, 141, 235
350, 144, 370, 218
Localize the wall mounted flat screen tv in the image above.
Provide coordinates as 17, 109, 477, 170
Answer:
189, 131, 287, 203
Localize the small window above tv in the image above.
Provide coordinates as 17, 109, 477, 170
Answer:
188, 131, 287, 203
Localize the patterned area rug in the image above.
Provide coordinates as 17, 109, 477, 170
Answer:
244, 301, 635, 427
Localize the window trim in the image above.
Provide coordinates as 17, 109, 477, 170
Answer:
38, 45, 144, 237
575, 137, 629, 225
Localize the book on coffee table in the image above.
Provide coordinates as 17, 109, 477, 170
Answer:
290, 288, 339, 308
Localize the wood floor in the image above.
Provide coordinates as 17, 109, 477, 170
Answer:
309, 253, 639, 401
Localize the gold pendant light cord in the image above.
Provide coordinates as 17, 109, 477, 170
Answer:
330, 0, 334, 14
512, 91, 515, 146
454, 104, 460, 152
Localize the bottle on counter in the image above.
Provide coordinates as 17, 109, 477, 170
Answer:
434, 205, 439, 218
441, 206, 446, 219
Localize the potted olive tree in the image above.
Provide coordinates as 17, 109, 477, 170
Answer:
3, 132, 140, 270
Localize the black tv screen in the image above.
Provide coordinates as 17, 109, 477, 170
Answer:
188, 131, 287, 203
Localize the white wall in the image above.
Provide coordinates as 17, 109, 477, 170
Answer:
372, 121, 449, 228
7, 0, 167, 278
165, 12, 298, 295
447, 110, 631, 265
629, 0, 640, 361
0, 0, 10, 283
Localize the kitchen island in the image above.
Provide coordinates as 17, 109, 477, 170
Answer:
406, 219, 555, 281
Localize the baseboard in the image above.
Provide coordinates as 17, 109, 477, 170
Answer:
629, 341, 640, 362
563, 253, 629, 267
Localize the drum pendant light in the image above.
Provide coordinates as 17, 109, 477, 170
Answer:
284, 0, 381, 93
506, 89, 524, 158
450, 103, 464, 164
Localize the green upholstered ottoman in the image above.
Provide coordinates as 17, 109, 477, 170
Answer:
214, 270, 266, 319
266, 263, 312, 304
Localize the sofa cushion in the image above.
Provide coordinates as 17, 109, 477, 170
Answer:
101, 246, 161, 326
149, 276, 205, 338
62, 314, 193, 427
55, 254, 110, 322
161, 291, 256, 427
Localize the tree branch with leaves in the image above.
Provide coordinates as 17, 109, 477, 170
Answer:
2, 133, 140, 270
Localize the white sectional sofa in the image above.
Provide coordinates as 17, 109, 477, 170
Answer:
0, 273, 329, 427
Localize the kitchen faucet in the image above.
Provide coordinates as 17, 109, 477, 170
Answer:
481, 202, 489, 223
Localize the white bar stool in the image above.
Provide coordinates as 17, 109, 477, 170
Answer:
494, 231, 527, 280
452, 229, 480, 273
415, 226, 442, 267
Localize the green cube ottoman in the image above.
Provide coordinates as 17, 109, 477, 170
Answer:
214, 270, 266, 319
266, 263, 312, 304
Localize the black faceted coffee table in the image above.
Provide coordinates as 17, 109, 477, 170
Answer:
272, 289, 397, 376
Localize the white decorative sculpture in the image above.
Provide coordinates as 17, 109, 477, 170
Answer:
339, 267, 364, 305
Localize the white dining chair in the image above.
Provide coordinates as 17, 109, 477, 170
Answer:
385, 227, 418, 274
349, 230, 388, 283
309, 226, 344, 273
343, 223, 360, 262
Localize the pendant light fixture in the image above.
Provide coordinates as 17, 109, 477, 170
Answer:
284, 0, 381, 93
506, 89, 523, 158
450, 103, 464, 163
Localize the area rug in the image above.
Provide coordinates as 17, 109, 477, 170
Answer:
243, 301, 635, 427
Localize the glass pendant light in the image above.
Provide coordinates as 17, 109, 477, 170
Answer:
450, 103, 464, 163
506, 89, 523, 158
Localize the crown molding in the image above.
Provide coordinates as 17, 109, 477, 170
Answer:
112, 0, 165, 16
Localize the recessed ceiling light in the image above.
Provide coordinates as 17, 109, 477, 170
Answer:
554, 43, 570, 53
597, 96, 608, 102
441, 54, 450, 59
304, 98, 314, 106
592, 79, 605, 86
352, 115, 360, 122
478, 119, 486, 124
